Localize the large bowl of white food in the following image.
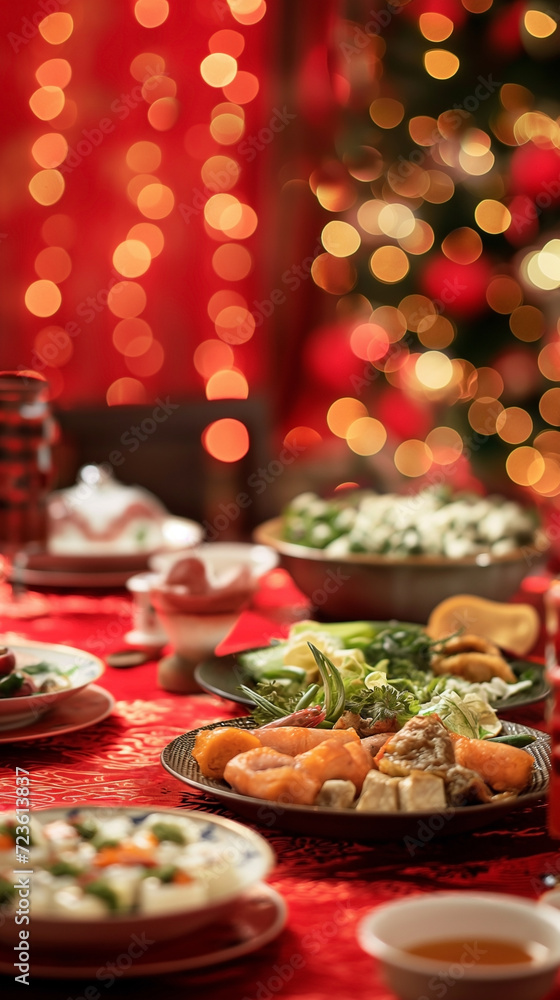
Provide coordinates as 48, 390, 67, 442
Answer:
253, 487, 547, 622
0, 806, 275, 953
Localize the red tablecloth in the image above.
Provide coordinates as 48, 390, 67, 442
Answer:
1, 570, 560, 1000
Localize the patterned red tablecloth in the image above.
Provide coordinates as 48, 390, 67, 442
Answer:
1, 570, 560, 1000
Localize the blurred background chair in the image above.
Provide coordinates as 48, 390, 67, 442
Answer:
53, 398, 273, 539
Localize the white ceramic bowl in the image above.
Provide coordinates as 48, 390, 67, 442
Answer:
254, 517, 546, 622
358, 891, 560, 1000
149, 543, 279, 661
0, 806, 275, 954
149, 542, 279, 581
0, 641, 105, 731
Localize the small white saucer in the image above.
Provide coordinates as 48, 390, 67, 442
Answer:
0, 883, 286, 977
0, 684, 114, 743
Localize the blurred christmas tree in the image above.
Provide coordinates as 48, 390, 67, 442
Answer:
300, 0, 560, 510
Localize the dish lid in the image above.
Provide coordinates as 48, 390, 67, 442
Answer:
47, 464, 168, 554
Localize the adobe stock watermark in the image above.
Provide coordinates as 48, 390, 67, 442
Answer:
179, 106, 297, 225
209, 239, 323, 347
8, 0, 71, 52
60, 70, 165, 176
241, 902, 353, 1000
64, 932, 155, 998
338, 1, 407, 60
204, 437, 308, 540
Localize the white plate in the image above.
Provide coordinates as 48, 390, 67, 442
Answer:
0, 882, 286, 978
0, 683, 114, 743
0, 806, 276, 953
0, 640, 105, 730
11, 516, 204, 588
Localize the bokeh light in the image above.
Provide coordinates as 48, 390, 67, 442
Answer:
29, 86, 65, 121
327, 398, 368, 437
346, 417, 387, 456
25, 280, 61, 317
424, 49, 460, 79
38, 13, 73, 44
203, 418, 250, 461
127, 223, 164, 258
29, 170, 65, 206
394, 440, 433, 477
200, 53, 238, 88
369, 246, 409, 283
321, 221, 361, 257
107, 378, 147, 406
194, 340, 235, 378
34, 246, 71, 283
107, 281, 147, 319
134, 0, 169, 28
206, 370, 249, 399
212, 243, 253, 280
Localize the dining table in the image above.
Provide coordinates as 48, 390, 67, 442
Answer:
1, 565, 560, 1000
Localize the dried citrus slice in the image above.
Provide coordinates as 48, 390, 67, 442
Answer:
426, 594, 540, 657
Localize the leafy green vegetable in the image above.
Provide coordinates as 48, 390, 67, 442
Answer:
364, 625, 445, 681
145, 865, 177, 883
345, 684, 418, 728
72, 817, 98, 840
419, 690, 501, 738
83, 880, 119, 912
487, 734, 537, 747
151, 822, 186, 845
48, 861, 83, 877
290, 619, 380, 646
237, 643, 287, 678
259, 665, 308, 683
239, 683, 297, 724
0, 673, 25, 697
308, 643, 346, 724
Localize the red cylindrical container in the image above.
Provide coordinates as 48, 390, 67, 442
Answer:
0, 372, 54, 551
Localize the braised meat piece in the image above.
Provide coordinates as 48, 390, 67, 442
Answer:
376, 714, 455, 777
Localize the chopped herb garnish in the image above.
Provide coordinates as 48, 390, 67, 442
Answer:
83, 881, 119, 912
150, 822, 186, 846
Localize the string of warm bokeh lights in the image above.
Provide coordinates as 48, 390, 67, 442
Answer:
305, 0, 560, 499
107, 0, 175, 406
196, 0, 265, 465
26, 9, 75, 402
23, 0, 267, 469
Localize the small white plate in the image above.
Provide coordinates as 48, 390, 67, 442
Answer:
0, 882, 286, 978
0, 640, 105, 731
0, 684, 114, 743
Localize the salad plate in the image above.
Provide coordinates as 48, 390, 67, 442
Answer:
0, 684, 114, 743
0, 882, 286, 978
194, 650, 549, 714
0, 640, 105, 730
161, 717, 550, 841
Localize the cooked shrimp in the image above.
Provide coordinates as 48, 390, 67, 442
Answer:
295, 739, 372, 793
254, 726, 359, 755
256, 706, 326, 729
223, 747, 321, 805
432, 651, 516, 684
449, 732, 534, 793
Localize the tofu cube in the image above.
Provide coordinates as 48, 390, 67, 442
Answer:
398, 770, 446, 812
315, 780, 357, 809
355, 770, 400, 812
